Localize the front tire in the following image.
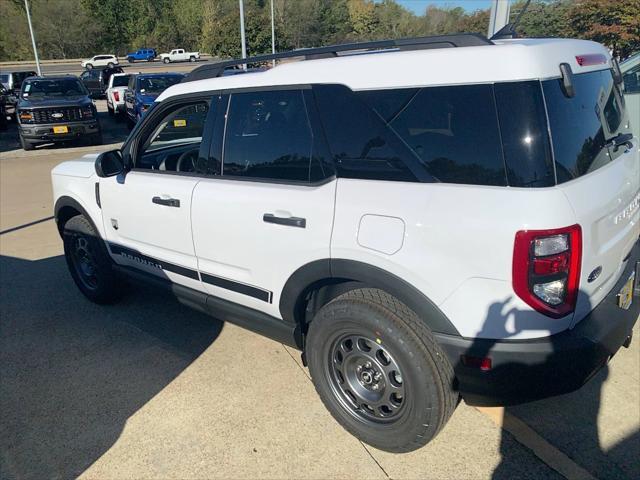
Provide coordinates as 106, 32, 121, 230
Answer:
163, 57, 170, 64
306, 288, 458, 453
86, 63, 93, 70
20, 135, 35, 151
63, 215, 123, 304
189, 56, 196, 62
107, 62, 114, 68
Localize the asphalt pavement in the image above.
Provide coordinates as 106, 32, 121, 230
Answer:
0, 101, 638, 479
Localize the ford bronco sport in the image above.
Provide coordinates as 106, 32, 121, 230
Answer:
51, 33, 639, 452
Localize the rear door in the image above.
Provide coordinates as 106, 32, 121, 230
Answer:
99, 97, 214, 291
191, 88, 336, 317
543, 68, 640, 322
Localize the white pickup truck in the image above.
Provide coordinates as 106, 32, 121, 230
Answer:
159, 49, 200, 64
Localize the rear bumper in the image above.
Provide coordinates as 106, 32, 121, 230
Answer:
19, 120, 100, 143
436, 240, 640, 406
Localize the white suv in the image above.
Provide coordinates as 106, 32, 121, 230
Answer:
81, 54, 118, 70
51, 34, 639, 453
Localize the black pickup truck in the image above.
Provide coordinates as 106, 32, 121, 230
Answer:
16, 75, 102, 150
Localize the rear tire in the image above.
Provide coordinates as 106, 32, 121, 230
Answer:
20, 135, 35, 151
63, 215, 123, 304
306, 288, 458, 453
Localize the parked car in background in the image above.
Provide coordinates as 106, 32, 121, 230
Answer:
621, 52, 640, 138
106, 72, 133, 117
79, 66, 124, 99
17, 75, 101, 150
124, 72, 184, 127
126, 48, 157, 62
81, 54, 118, 70
159, 49, 200, 64
0, 84, 8, 130
0, 70, 37, 93
1, 70, 37, 121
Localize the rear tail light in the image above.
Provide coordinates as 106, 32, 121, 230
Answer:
113, 91, 120, 101
513, 225, 582, 318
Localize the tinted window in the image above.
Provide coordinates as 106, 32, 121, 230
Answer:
137, 100, 211, 172
543, 69, 627, 183
22, 78, 86, 98
223, 90, 318, 182
137, 75, 182, 93
494, 81, 554, 187
623, 63, 640, 94
359, 84, 506, 186
314, 85, 422, 182
112, 75, 129, 87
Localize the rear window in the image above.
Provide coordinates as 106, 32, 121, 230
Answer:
359, 85, 507, 186
112, 75, 129, 87
543, 69, 627, 183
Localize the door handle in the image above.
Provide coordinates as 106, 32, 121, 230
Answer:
152, 196, 180, 207
263, 213, 306, 228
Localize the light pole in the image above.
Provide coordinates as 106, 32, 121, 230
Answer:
270, 0, 276, 67
239, 0, 247, 70
24, 0, 42, 76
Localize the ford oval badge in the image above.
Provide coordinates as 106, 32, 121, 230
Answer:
588, 266, 602, 283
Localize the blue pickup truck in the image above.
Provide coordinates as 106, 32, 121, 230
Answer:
126, 48, 157, 63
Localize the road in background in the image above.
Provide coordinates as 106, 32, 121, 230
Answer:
0, 58, 211, 76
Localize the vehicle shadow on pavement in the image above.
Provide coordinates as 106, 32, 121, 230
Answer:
458, 295, 638, 480
0, 254, 223, 480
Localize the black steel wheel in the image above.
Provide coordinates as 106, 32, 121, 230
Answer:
63, 215, 123, 304
307, 288, 458, 453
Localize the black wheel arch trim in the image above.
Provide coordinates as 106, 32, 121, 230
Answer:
280, 258, 460, 336
54, 196, 101, 239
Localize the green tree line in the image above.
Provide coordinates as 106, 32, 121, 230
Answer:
0, 0, 638, 62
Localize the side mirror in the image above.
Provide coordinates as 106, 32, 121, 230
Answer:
95, 149, 124, 178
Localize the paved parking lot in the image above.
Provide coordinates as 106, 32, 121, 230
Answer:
0, 104, 638, 479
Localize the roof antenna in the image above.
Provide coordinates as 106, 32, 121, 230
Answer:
490, 0, 532, 41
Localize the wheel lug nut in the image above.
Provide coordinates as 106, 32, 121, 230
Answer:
356, 365, 362, 372
365, 361, 372, 368
374, 373, 382, 381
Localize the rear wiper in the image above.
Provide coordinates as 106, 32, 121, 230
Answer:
606, 132, 634, 152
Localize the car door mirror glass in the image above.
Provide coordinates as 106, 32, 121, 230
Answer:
95, 150, 124, 177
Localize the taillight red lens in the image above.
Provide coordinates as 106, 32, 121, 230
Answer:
513, 225, 582, 318
113, 91, 120, 101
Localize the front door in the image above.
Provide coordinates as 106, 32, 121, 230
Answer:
99, 98, 213, 291
191, 88, 337, 317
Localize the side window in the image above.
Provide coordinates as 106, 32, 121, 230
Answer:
314, 84, 424, 182
494, 81, 555, 187
135, 100, 212, 173
623, 63, 640, 94
222, 89, 318, 182
359, 85, 507, 186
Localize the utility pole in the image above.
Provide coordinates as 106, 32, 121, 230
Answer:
488, 0, 511, 38
270, 0, 276, 67
239, 0, 247, 70
24, 0, 42, 76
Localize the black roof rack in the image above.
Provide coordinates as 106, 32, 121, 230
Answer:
183, 33, 492, 83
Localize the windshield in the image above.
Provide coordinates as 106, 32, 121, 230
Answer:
22, 78, 86, 98
543, 69, 629, 183
137, 75, 182, 93
112, 75, 130, 87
